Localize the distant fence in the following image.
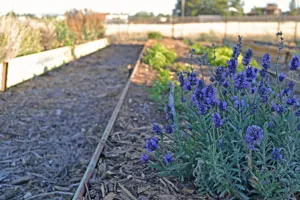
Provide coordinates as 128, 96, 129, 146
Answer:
124, 16, 300, 24
105, 16, 300, 41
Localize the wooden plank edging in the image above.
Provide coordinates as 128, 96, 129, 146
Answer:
72, 44, 146, 200
2, 38, 109, 90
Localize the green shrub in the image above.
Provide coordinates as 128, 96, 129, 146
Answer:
143, 43, 177, 70
148, 32, 163, 40
54, 20, 75, 46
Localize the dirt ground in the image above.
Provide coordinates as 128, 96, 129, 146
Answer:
0, 44, 143, 200
86, 38, 202, 200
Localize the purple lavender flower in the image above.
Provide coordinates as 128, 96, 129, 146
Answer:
261, 53, 271, 70
281, 88, 291, 97
218, 138, 223, 148
245, 67, 258, 82
286, 95, 299, 106
164, 124, 174, 134
151, 123, 163, 134
296, 110, 300, 116
196, 101, 208, 115
258, 81, 272, 102
244, 125, 263, 150
188, 71, 197, 86
184, 81, 192, 91
267, 122, 274, 128
272, 148, 283, 161
163, 153, 174, 164
234, 72, 248, 90
250, 86, 257, 94
218, 101, 227, 112
234, 99, 245, 109
242, 49, 253, 66
230, 95, 238, 101
215, 66, 226, 82
222, 80, 230, 88
288, 81, 295, 90
260, 68, 267, 77
202, 85, 217, 106
140, 154, 149, 163
145, 137, 159, 152
272, 103, 285, 114
204, 85, 216, 98
191, 79, 205, 103
289, 55, 300, 71
212, 113, 223, 128
178, 73, 185, 87
278, 73, 286, 82
227, 58, 238, 74
232, 45, 240, 59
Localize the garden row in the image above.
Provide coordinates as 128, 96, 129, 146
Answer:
0, 43, 143, 200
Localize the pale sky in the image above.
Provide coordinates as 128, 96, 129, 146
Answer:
0, 0, 295, 15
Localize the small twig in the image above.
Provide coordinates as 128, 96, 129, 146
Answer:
24, 191, 73, 200
85, 183, 92, 200
163, 177, 180, 193
118, 183, 136, 200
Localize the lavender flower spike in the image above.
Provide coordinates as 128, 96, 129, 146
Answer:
212, 113, 223, 128
289, 55, 300, 71
242, 49, 253, 66
163, 153, 174, 164
140, 154, 149, 163
244, 125, 263, 150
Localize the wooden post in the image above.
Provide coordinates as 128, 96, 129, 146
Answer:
171, 16, 175, 39
1, 62, 8, 92
277, 16, 281, 32
294, 21, 298, 43
223, 20, 228, 45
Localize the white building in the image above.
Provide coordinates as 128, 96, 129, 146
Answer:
105, 13, 129, 24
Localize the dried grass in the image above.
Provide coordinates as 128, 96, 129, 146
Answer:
0, 16, 24, 60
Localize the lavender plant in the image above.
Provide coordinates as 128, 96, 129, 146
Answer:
141, 33, 300, 199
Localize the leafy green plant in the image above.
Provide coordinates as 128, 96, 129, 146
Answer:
54, 20, 75, 46
192, 43, 260, 71
143, 43, 177, 70
149, 69, 172, 101
191, 43, 207, 55
148, 32, 163, 40
141, 33, 300, 199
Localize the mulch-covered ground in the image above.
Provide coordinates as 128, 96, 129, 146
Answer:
87, 38, 203, 200
0, 44, 143, 200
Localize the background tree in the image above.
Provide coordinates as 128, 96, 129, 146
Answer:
289, 0, 298, 15
134, 11, 155, 18
173, 0, 243, 16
